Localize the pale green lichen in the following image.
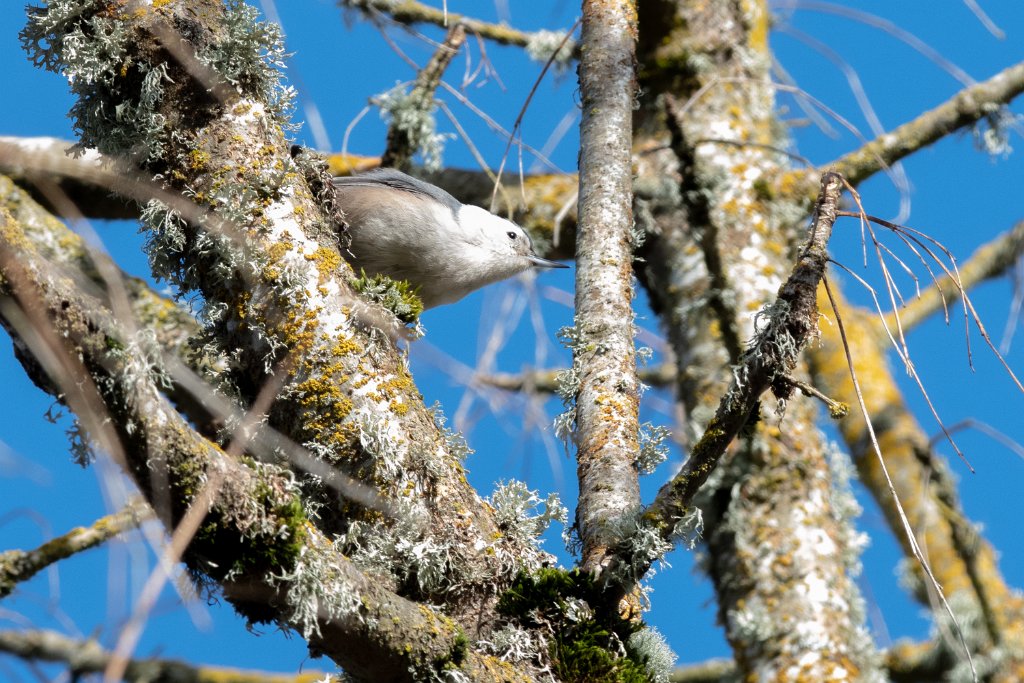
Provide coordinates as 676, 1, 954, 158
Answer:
553, 324, 584, 449
973, 106, 1018, 159
636, 422, 670, 475
626, 627, 677, 683
488, 480, 567, 549
349, 270, 424, 325
199, 0, 296, 124
21, 1, 170, 161
427, 402, 472, 461
373, 83, 451, 172
525, 29, 576, 69
606, 510, 674, 585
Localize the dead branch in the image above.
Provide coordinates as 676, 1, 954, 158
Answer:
342, 0, 577, 57
780, 60, 1024, 193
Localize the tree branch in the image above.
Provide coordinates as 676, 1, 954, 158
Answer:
11, 2, 555, 677
380, 22, 466, 171
477, 363, 674, 395
780, 60, 1024, 193
572, 0, 642, 578
0, 202, 530, 682
341, 0, 577, 58
0, 629, 329, 683
0, 138, 582, 260
0, 500, 150, 598
668, 639, 948, 683
642, 172, 844, 539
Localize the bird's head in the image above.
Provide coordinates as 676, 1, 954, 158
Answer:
456, 204, 568, 272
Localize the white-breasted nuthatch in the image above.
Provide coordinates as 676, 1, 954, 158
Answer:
332, 168, 568, 309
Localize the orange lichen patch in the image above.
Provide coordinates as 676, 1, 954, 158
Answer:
305, 246, 342, 282
368, 372, 419, 406
325, 153, 380, 176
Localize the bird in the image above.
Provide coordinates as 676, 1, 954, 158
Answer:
331, 168, 568, 309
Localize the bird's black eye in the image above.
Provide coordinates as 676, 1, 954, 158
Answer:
506, 231, 517, 241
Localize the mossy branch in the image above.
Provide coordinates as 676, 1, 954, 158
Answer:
0, 203, 529, 682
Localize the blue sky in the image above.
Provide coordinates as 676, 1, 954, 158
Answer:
2, 0, 1024, 677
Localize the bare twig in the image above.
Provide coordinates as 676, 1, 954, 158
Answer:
821, 274, 977, 680
889, 219, 1024, 333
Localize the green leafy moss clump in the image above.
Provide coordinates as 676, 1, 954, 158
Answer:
350, 270, 424, 325
497, 568, 668, 683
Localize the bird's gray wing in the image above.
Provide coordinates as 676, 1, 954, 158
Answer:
332, 168, 460, 219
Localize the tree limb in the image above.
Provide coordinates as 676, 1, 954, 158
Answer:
780, 60, 1024, 194
642, 172, 843, 541
0, 500, 151, 598
341, 0, 577, 57
0, 628, 329, 683
380, 23, 466, 171
572, 0, 642, 578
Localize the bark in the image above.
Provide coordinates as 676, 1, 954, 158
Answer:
572, 0, 642, 579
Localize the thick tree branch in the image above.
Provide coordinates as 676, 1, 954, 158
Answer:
10, 2, 555, 678
808, 284, 1024, 663
0, 138, 582, 260
0, 203, 529, 683
0, 136, 137, 219
572, 0, 642, 578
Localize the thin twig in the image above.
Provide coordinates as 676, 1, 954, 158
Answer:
822, 274, 977, 681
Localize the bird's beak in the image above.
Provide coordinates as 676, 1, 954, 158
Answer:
527, 254, 570, 269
